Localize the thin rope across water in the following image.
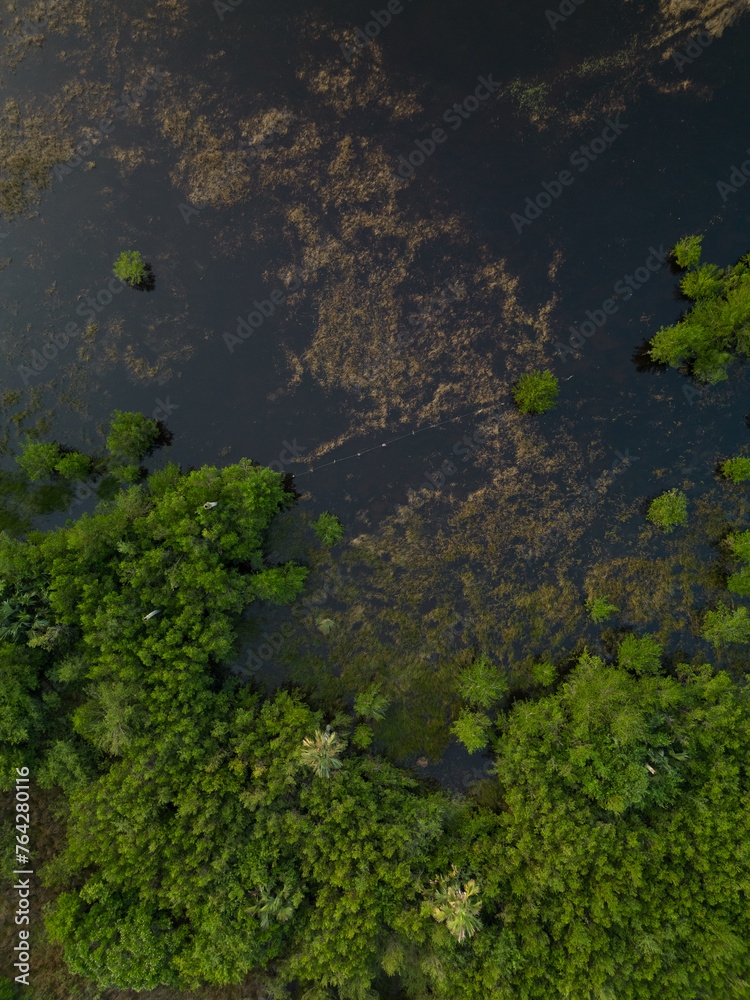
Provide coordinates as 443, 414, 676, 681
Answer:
290, 402, 506, 477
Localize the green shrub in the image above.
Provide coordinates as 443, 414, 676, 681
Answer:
647, 489, 688, 532
105, 411, 159, 463
312, 511, 344, 546
720, 456, 750, 483
586, 595, 618, 623
680, 263, 724, 301
457, 654, 507, 709
113, 250, 148, 287
671, 234, 703, 270
512, 369, 559, 414
354, 682, 390, 722
54, 452, 92, 482
451, 709, 492, 753
727, 566, 750, 598
15, 440, 61, 481
702, 604, 750, 647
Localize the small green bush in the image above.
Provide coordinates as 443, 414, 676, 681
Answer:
106, 411, 159, 463
672, 234, 703, 270
512, 369, 559, 415
680, 263, 724, 301
54, 452, 92, 482
15, 440, 62, 481
647, 489, 688, 533
720, 457, 750, 483
312, 511, 344, 546
354, 682, 390, 722
113, 250, 148, 287
451, 709, 492, 753
586, 595, 618, 624
457, 654, 507, 709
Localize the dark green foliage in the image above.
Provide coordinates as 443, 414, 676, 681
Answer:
54, 451, 92, 481
671, 233, 703, 270
649, 242, 750, 383
512, 369, 559, 414
15, 439, 61, 481
105, 410, 159, 463
702, 604, 750, 647
617, 632, 662, 676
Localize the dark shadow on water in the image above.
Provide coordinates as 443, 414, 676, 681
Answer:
133, 263, 155, 292
631, 337, 668, 374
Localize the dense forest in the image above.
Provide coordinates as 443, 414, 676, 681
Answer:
2, 352, 750, 999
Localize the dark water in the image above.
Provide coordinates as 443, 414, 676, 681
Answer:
2, 0, 750, 786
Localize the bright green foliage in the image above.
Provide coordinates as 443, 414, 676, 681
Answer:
54, 452, 92, 481
352, 722, 374, 748
354, 681, 390, 722
531, 657, 557, 686
617, 632, 662, 676
702, 604, 750, 647
110, 463, 141, 484
720, 456, 750, 483
105, 410, 159, 463
113, 250, 147, 287
586, 594, 617, 623
725, 530, 750, 597
457, 654, 507, 709
15, 440, 62, 481
512, 369, 559, 414
312, 511, 344, 546
671, 233, 703, 270
649, 246, 750, 383
647, 488, 688, 532
428, 876, 482, 943
451, 709, 492, 753
299, 727, 347, 778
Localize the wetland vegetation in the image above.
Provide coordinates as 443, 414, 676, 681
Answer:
1, 0, 750, 998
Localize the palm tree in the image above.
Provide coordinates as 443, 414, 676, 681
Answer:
431, 878, 482, 943
299, 725, 347, 778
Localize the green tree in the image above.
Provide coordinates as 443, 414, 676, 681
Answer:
105, 411, 159, 463
428, 876, 482, 944
457, 654, 507, 709
671, 233, 703, 270
354, 681, 390, 722
616, 632, 662, 676
312, 511, 344, 546
720, 456, 750, 483
702, 604, 750, 647
54, 452, 93, 482
451, 709, 492, 753
647, 488, 688, 532
113, 250, 148, 287
512, 370, 559, 414
15, 440, 62, 481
